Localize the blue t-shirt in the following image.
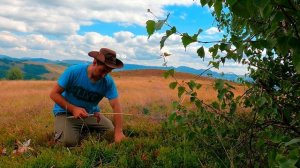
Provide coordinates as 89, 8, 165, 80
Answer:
52, 64, 118, 115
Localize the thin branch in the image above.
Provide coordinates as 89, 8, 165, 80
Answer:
279, 5, 300, 40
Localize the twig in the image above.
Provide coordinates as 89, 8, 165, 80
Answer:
279, 5, 300, 40
101, 113, 133, 115
66, 113, 133, 118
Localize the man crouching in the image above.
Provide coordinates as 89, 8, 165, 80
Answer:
49, 48, 125, 147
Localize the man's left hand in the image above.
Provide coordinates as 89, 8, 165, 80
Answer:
114, 132, 126, 143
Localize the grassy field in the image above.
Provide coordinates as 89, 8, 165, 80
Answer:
0, 70, 246, 167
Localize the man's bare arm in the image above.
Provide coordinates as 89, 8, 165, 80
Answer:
109, 97, 125, 142
49, 83, 88, 118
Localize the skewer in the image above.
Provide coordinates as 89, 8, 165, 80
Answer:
66, 113, 133, 119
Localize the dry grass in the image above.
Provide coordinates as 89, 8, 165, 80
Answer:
0, 70, 247, 147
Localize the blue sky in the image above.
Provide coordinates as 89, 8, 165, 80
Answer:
78, 5, 215, 36
0, 0, 247, 75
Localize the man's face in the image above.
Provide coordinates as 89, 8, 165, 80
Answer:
94, 60, 113, 78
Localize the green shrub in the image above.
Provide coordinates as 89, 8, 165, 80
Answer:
6, 67, 23, 80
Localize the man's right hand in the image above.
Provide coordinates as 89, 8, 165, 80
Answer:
71, 106, 89, 119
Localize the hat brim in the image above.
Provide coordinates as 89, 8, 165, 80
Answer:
88, 51, 123, 69
105, 59, 124, 69
88, 51, 105, 62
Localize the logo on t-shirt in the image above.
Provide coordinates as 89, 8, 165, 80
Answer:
68, 85, 102, 103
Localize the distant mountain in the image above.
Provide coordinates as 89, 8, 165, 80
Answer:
0, 58, 49, 79
122, 64, 245, 81
20, 57, 53, 63
175, 66, 241, 81
0, 54, 18, 60
121, 64, 170, 71
0, 55, 251, 81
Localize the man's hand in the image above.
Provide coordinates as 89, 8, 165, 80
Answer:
71, 106, 89, 119
114, 131, 126, 143
50, 83, 88, 119
93, 112, 101, 123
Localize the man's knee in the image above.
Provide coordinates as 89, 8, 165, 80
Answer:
55, 130, 80, 147
63, 139, 79, 147
61, 133, 80, 147
99, 115, 114, 131
107, 120, 115, 132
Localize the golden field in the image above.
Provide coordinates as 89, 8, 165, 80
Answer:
0, 70, 247, 148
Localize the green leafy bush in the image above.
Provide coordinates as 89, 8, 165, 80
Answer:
147, 0, 300, 167
6, 66, 23, 80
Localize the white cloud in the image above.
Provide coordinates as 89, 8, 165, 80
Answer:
113, 31, 135, 42
0, 0, 249, 75
0, 30, 248, 74
179, 13, 187, 20
0, 31, 21, 48
0, 0, 197, 35
205, 27, 221, 35
0, 16, 27, 32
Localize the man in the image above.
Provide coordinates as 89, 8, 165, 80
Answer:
50, 48, 125, 147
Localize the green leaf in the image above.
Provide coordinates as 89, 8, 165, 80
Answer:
169, 82, 178, 89
178, 86, 185, 98
181, 33, 197, 49
221, 101, 226, 109
230, 102, 237, 114
200, 0, 208, 6
196, 83, 202, 89
278, 158, 297, 168
195, 100, 202, 109
227, 0, 237, 5
169, 69, 175, 77
276, 36, 290, 56
155, 13, 169, 31
187, 80, 196, 90
221, 57, 225, 65
253, 0, 269, 9
262, 3, 273, 18
142, 108, 150, 115
209, 61, 220, 69
291, 40, 300, 73
257, 97, 267, 107
160, 27, 176, 49
219, 43, 226, 51
168, 112, 177, 123
195, 28, 203, 37
211, 101, 220, 110
160, 36, 168, 49
146, 20, 156, 39
231, 1, 250, 18
197, 46, 205, 59
172, 101, 179, 109
163, 69, 175, 79
214, 0, 222, 18
254, 0, 270, 18
225, 82, 235, 89
285, 138, 300, 146
167, 26, 176, 36
175, 115, 184, 123
190, 93, 197, 102
209, 44, 219, 58
214, 79, 224, 90
155, 20, 165, 31
217, 89, 226, 101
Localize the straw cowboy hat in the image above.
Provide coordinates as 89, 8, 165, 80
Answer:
88, 48, 123, 69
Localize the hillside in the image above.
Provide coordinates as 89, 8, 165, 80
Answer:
0, 55, 248, 81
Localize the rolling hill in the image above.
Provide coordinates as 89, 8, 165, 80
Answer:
0, 55, 249, 81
